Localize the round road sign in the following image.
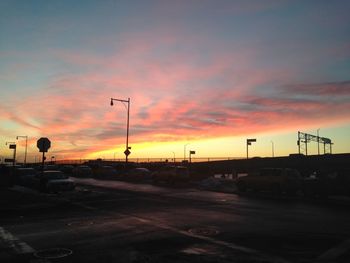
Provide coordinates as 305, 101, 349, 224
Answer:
37, 137, 51, 152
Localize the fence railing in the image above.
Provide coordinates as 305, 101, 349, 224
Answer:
51, 157, 244, 165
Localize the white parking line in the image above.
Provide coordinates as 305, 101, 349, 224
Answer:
0, 226, 35, 254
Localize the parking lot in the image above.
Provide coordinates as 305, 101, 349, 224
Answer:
1, 176, 350, 263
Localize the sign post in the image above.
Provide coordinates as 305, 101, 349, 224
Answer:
124, 148, 131, 158
9, 144, 16, 167
5, 142, 16, 167
246, 139, 257, 159
37, 137, 51, 170
189, 150, 196, 163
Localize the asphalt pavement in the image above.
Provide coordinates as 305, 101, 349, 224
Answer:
1, 180, 350, 263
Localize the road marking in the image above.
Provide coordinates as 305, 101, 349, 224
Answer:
0, 226, 35, 254
126, 213, 290, 263
317, 238, 350, 262
68, 199, 291, 263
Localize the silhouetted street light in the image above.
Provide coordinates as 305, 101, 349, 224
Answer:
110, 97, 131, 163
16, 135, 28, 165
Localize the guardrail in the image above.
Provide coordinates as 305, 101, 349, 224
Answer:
48, 157, 244, 165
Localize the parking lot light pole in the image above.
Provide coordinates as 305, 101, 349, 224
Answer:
110, 97, 131, 163
16, 135, 28, 165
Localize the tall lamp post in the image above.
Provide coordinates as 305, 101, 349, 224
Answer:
110, 97, 131, 163
16, 135, 28, 165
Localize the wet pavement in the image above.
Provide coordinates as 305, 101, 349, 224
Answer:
1, 179, 350, 263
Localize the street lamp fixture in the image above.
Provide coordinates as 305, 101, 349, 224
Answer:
16, 135, 28, 165
110, 97, 131, 163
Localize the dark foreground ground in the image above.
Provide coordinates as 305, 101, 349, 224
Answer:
1, 179, 350, 263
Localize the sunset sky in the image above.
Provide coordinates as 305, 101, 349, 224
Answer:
1, 0, 350, 162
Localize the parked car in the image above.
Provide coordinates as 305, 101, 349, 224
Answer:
60, 165, 75, 175
40, 170, 76, 192
125, 168, 152, 182
72, 165, 93, 178
93, 166, 118, 179
152, 166, 189, 185
43, 165, 59, 171
236, 168, 302, 195
0, 164, 13, 187
25, 170, 75, 192
303, 169, 350, 198
13, 167, 38, 186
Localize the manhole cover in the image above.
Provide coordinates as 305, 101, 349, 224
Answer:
34, 248, 73, 259
188, 227, 219, 236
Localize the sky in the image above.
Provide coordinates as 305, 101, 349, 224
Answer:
1, 0, 350, 162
